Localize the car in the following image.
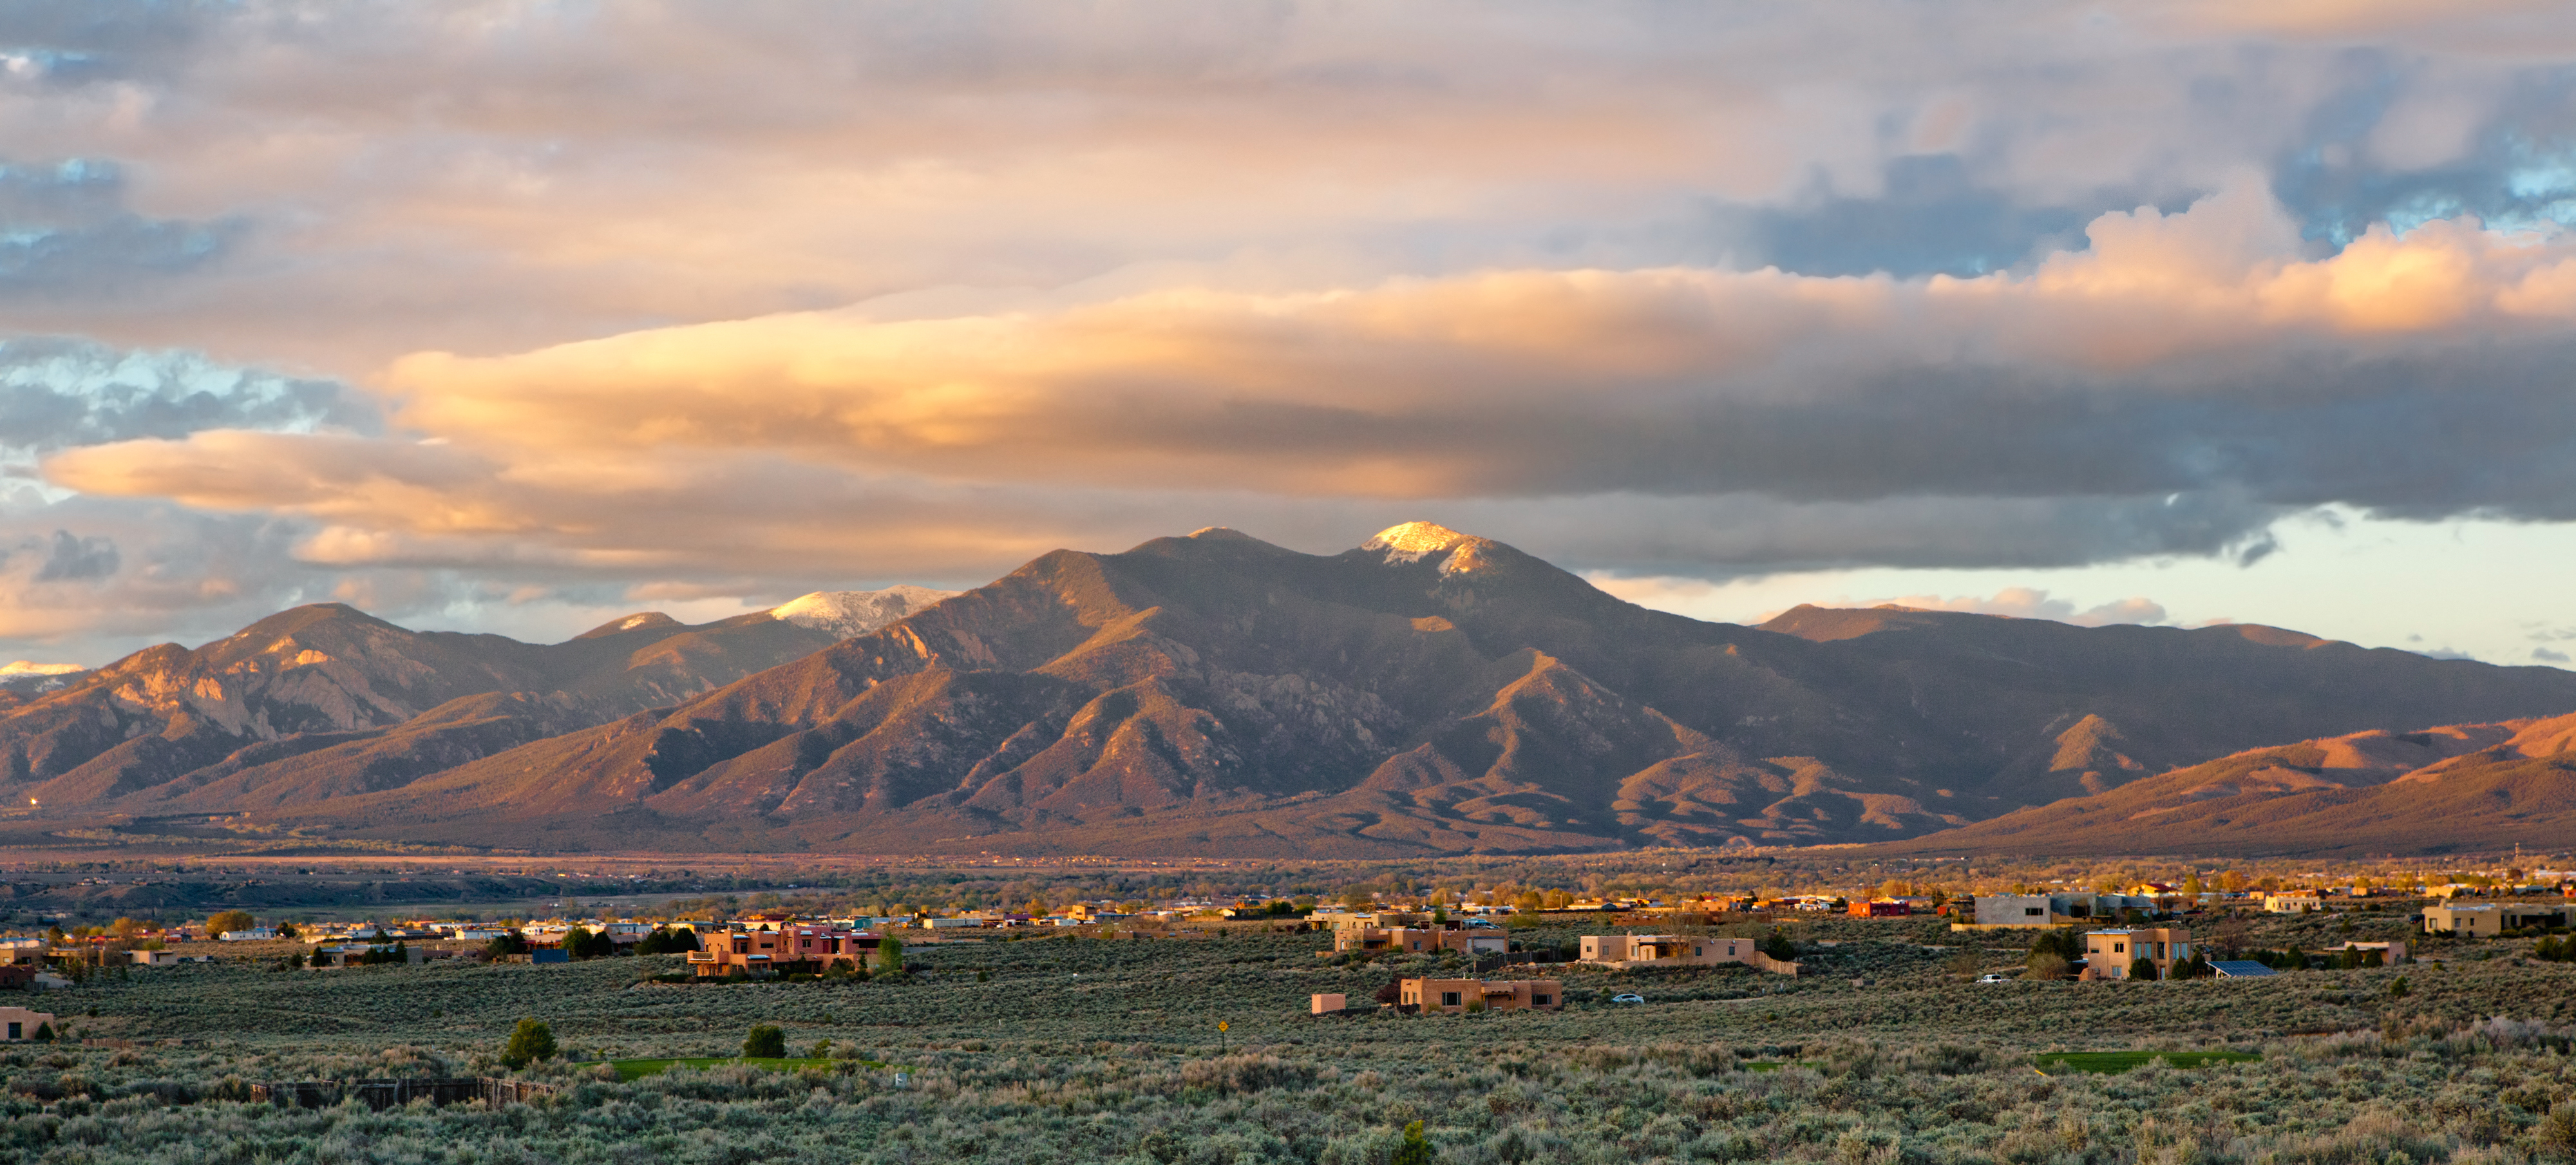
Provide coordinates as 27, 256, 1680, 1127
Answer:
1464, 919, 1500, 929
1976, 974, 2012, 983
1610, 993, 1646, 1004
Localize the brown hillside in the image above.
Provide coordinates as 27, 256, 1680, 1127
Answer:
1880, 711, 2576, 856
263, 522, 2576, 856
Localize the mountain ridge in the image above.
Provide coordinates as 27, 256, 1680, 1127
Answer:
218, 522, 2576, 856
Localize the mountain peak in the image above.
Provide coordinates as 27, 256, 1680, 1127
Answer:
769, 586, 958, 640
573, 611, 684, 639
1361, 521, 1497, 573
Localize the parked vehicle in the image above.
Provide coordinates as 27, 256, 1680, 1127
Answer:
1611, 993, 1645, 1004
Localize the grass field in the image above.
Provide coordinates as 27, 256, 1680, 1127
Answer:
8, 910, 2575, 1163
2032, 1048, 2264, 1074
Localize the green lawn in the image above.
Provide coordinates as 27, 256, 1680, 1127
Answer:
592, 1056, 876, 1081
2032, 1050, 2260, 1074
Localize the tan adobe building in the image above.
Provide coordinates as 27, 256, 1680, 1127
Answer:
1331, 926, 1507, 956
1580, 934, 1801, 975
0, 1005, 54, 1041
688, 922, 878, 978
2327, 940, 2409, 966
2423, 902, 2568, 936
2081, 927, 2191, 980
1329, 911, 1431, 931
1398, 977, 1564, 1013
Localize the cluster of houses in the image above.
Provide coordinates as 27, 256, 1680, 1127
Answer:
1307, 921, 1810, 1016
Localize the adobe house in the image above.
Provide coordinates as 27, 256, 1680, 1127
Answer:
2080, 927, 2192, 980
1, 1005, 54, 1041
687, 922, 878, 978
1331, 927, 1507, 957
1580, 934, 1799, 975
2326, 941, 2409, 966
1397, 977, 1564, 1014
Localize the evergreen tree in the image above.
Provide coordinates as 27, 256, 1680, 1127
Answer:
1392, 1120, 1432, 1165
877, 936, 905, 974
501, 1018, 556, 1068
743, 1025, 787, 1059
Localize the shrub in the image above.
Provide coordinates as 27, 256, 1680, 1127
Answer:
206, 910, 255, 938
500, 1018, 556, 1068
878, 936, 905, 974
744, 1025, 788, 1059
1392, 1120, 1432, 1165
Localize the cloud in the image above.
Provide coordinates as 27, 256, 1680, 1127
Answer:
2, 1, 2576, 660
0, 336, 375, 458
26, 529, 114, 582
2537, 647, 2571, 663
0, 158, 242, 296
1794, 588, 2170, 628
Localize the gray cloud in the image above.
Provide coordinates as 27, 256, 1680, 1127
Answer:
0, 335, 376, 458
26, 529, 113, 581
0, 158, 243, 296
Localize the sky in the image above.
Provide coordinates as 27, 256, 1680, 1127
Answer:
1, 1, 2575, 668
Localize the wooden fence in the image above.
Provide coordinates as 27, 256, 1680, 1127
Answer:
251, 1077, 560, 1110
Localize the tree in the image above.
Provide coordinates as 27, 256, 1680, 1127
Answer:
501, 1018, 556, 1068
276, 922, 298, 940
31, 1022, 53, 1043
485, 931, 530, 959
1392, 1119, 1432, 1165
876, 936, 904, 975
207, 910, 255, 939
1758, 928, 1799, 962
743, 1025, 787, 1059
2130, 957, 2157, 981
636, 926, 699, 955
565, 927, 616, 960
811, 1038, 834, 1059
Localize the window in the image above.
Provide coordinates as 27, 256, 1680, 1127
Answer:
2024, 907, 2043, 917
6, 1022, 17, 1039
1441, 992, 1462, 1007
1531, 994, 1551, 1006
2113, 943, 2125, 953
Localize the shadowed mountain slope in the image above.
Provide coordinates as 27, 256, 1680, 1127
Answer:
260, 522, 2576, 856
1878, 710, 2576, 857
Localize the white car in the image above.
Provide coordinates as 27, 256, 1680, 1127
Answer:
1976, 974, 2012, 983
1611, 992, 1646, 1004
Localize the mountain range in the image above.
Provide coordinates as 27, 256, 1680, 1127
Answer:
1882, 710, 2576, 857
0, 587, 951, 815
6, 521, 2559, 857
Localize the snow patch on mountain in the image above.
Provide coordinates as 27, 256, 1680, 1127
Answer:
0, 661, 84, 676
770, 586, 959, 639
1361, 521, 1493, 574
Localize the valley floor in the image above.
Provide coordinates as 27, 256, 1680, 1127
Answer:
8, 913, 2576, 1162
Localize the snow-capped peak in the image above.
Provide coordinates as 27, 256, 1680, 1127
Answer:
0, 661, 84, 676
1361, 521, 1494, 573
769, 586, 960, 639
